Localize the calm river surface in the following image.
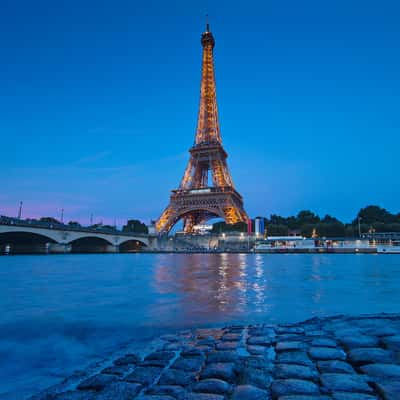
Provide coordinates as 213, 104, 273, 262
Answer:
1, 253, 399, 399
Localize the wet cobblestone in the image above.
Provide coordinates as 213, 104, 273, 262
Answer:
29, 313, 400, 399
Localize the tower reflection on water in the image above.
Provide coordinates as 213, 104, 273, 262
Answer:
152, 253, 271, 328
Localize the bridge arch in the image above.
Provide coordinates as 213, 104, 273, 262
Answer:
68, 236, 116, 253
119, 238, 147, 252
0, 226, 61, 243
0, 231, 57, 254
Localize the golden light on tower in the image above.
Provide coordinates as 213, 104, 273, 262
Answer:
156, 22, 248, 233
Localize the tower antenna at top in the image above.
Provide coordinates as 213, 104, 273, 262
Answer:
206, 14, 210, 32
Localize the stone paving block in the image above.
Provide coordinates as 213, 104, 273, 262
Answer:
146, 385, 187, 399
195, 345, 213, 354
363, 326, 399, 337
276, 351, 313, 366
320, 373, 373, 393
95, 382, 142, 399
348, 348, 394, 365
182, 347, 206, 357
77, 374, 116, 391
158, 368, 197, 386
276, 341, 306, 352
145, 351, 176, 361
207, 351, 238, 363
216, 341, 238, 350
196, 329, 223, 339
277, 396, 330, 400
382, 335, 400, 350
244, 356, 274, 371
192, 378, 231, 394
141, 358, 171, 368
374, 381, 400, 400
339, 335, 380, 349
125, 366, 163, 385
248, 327, 275, 337
317, 360, 355, 374
334, 328, 363, 338
113, 353, 141, 366
360, 363, 400, 379
221, 333, 241, 341
274, 363, 318, 381
308, 347, 346, 361
231, 385, 270, 400
225, 325, 244, 333
305, 330, 330, 338
200, 362, 236, 382
172, 356, 204, 372
311, 338, 337, 347
241, 366, 273, 389
247, 336, 274, 346
247, 345, 274, 357
184, 393, 224, 400
181, 345, 198, 353
277, 327, 305, 335
197, 337, 216, 346
276, 334, 304, 342
356, 318, 395, 332
101, 365, 130, 376
271, 378, 319, 397
231, 384, 269, 400
53, 391, 97, 399
331, 392, 378, 400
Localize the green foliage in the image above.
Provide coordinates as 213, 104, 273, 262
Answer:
355, 205, 398, 225
267, 224, 288, 236
297, 210, 320, 225
67, 221, 81, 227
212, 205, 399, 238
40, 217, 60, 224
317, 222, 346, 237
122, 219, 148, 234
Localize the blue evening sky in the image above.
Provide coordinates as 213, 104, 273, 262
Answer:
1, 0, 399, 225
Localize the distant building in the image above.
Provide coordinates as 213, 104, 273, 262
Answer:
255, 217, 265, 236
148, 220, 157, 235
193, 224, 213, 235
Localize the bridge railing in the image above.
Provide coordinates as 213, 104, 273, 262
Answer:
0, 216, 148, 237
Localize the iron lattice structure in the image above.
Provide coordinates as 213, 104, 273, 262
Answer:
156, 24, 248, 233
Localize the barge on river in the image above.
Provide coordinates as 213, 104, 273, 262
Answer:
254, 236, 379, 253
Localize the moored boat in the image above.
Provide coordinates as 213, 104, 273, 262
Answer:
377, 245, 400, 254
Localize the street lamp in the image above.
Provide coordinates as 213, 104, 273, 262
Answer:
358, 216, 362, 238
17, 201, 23, 219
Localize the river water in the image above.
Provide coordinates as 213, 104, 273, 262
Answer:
1, 253, 399, 399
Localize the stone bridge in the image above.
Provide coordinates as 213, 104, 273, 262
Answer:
0, 219, 150, 254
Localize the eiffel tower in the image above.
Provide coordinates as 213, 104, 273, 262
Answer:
156, 22, 248, 233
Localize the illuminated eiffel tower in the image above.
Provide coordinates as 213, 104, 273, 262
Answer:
156, 22, 248, 233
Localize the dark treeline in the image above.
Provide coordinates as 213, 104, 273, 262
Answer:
212, 205, 400, 237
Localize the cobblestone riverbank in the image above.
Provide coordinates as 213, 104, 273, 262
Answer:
30, 313, 400, 400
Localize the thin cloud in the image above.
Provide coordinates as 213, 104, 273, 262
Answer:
73, 151, 112, 166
